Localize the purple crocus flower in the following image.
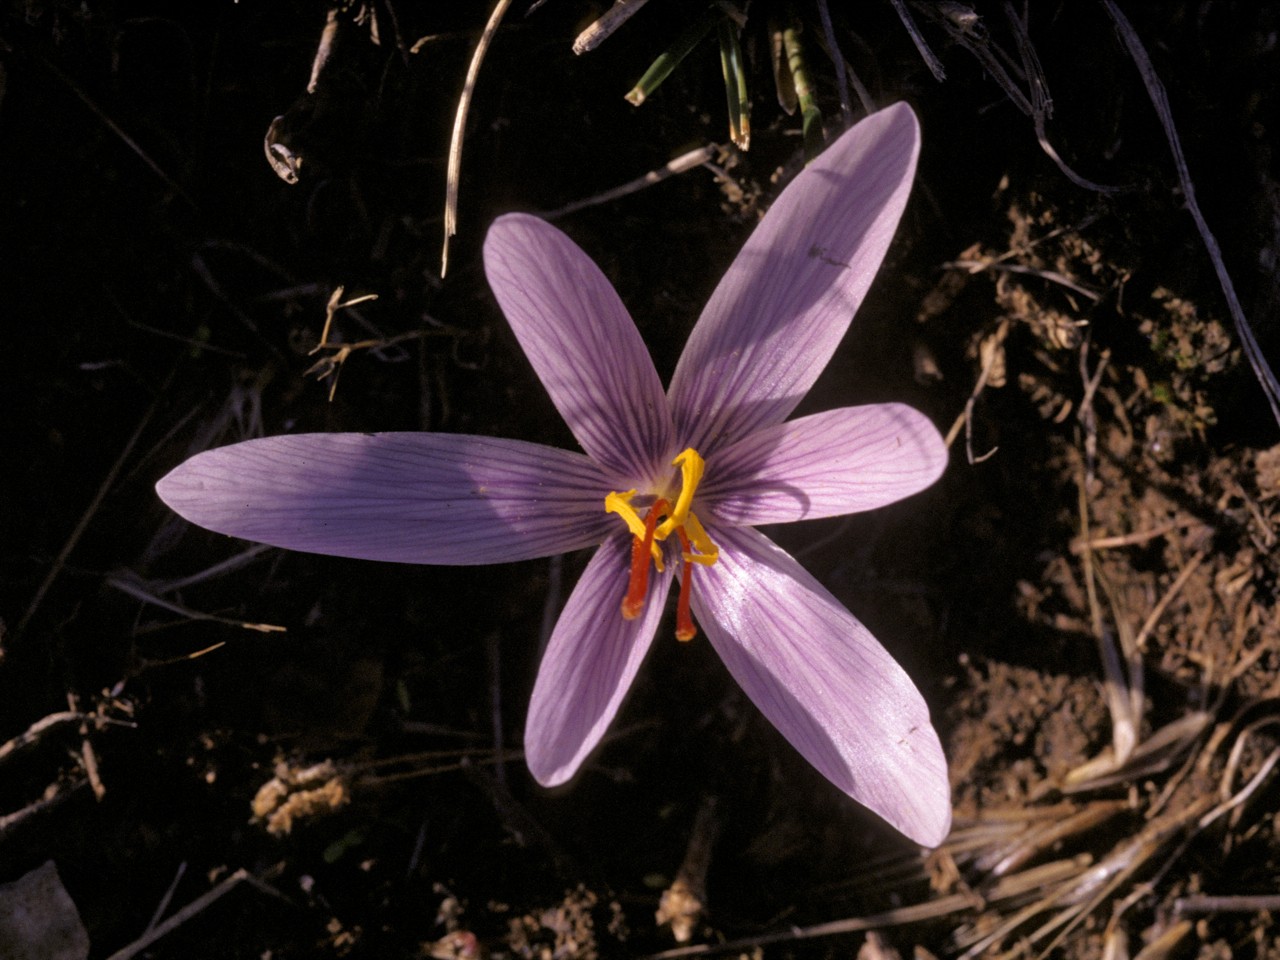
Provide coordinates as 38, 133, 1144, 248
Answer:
158, 102, 951, 846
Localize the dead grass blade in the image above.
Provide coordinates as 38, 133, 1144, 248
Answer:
573, 0, 650, 55
641, 892, 976, 960
893, 0, 946, 81
0, 777, 89, 838
944, 318, 1008, 460
1175, 893, 1280, 915
34, 53, 192, 204
543, 144, 720, 219
16, 364, 176, 641
1102, 0, 1280, 427
150, 544, 276, 594
1004, 3, 1118, 194
108, 572, 285, 635
815, 0, 853, 124
441, 0, 516, 278
0, 711, 88, 766
104, 869, 288, 960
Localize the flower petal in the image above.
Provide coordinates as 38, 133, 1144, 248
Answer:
484, 213, 675, 486
699, 403, 946, 526
693, 525, 950, 846
525, 533, 673, 785
669, 103, 920, 453
156, 433, 615, 564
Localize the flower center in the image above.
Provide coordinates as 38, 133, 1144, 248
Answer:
604, 448, 720, 641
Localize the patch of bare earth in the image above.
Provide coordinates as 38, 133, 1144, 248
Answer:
908, 190, 1280, 959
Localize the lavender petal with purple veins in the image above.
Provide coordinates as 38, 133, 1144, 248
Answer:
524, 532, 674, 787
156, 433, 616, 565
668, 100, 921, 452
157, 102, 953, 847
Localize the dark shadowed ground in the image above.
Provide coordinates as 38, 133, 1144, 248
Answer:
4, 2, 1280, 958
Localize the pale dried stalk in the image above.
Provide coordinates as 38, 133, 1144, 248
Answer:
441, 0, 515, 277
573, 0, 650, 54
545, 144, 720, 219
108, 574, 285, 635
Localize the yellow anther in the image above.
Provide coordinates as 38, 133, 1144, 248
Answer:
603, 446, 719, 634
604, 490, 645, 539
604, 489, 663, 568
680, 512, 719, 566
655, 448, 706, 540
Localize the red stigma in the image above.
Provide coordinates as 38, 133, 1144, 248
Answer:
674, 528, 697, 642
621, 498, 668, 620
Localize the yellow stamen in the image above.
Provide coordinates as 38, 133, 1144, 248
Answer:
602, 446, 720, 638
604, 489, 644, 539
680, 511, 719, 566
655, 448, 705, 540
605, 489, 663, 568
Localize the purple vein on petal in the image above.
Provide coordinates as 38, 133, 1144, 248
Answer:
525, 532, 672, 786
692, 525, 951, 847
699, 404, 947, 526
484, 214, 674, 486
156, 433, 616, 565
669, 103, 921, 454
